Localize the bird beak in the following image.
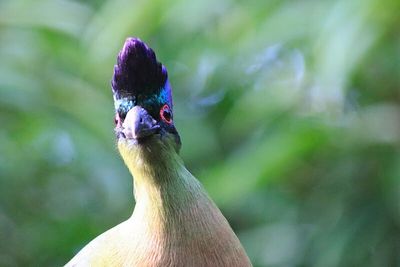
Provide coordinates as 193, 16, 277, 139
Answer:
119, 106, 160, 141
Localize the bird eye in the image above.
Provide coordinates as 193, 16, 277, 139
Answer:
160, 104, 172, 124
114, 114, 120, 126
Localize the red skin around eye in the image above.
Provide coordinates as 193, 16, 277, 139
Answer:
160, 104, 172, 124
114, 113, 122, 127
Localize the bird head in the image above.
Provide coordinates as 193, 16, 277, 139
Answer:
112, 38, 181, 161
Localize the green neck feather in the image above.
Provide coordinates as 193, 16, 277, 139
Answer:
117, 138, 206, 220
116, 137, 252, 266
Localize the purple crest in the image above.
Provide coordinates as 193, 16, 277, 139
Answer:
111, 38, 171, 110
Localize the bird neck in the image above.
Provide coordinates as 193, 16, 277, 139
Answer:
116, 140, 251, 266
118, 140, 207, 224
131, 152, 197, 215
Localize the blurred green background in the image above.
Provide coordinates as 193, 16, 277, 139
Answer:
1, 0, 399, 266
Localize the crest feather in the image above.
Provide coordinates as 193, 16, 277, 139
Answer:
112, 38, 168, 100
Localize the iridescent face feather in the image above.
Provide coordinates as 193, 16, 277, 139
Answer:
111, 37, 173, 119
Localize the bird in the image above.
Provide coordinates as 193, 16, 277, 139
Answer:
65, 37, 252, 267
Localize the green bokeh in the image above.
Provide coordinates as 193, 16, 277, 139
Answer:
0, 0, 399, 266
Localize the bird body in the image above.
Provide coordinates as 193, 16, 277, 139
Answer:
66, 38, 251, 267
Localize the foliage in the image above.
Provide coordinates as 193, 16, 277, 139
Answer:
0, 0, 399, 266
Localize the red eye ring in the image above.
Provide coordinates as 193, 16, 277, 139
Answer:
160, 104, 172, 124
114, 113, 120, 126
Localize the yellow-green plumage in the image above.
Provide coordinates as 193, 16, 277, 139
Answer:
66, 134, 251, 266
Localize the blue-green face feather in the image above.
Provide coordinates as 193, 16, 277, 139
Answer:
112, 37, 180, 149
112, 38, 173, 119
